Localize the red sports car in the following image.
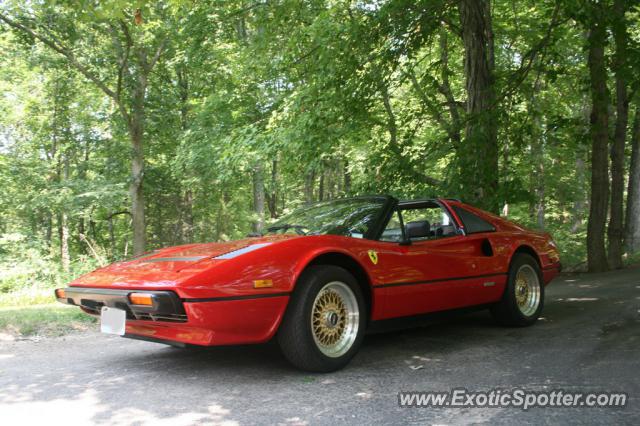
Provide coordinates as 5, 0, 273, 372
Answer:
56, 196, 561, 372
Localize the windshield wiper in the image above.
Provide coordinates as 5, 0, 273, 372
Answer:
267, 224, 308, 235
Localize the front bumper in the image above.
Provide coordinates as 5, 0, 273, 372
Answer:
56, 287, 187, 322
56, 287, 290, 346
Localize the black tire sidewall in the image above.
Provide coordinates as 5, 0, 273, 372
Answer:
278, 265, 366, 372
500, 253, 545, 326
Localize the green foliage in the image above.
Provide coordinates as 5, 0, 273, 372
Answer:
0, 233, 100, 301
0, 0, 638, 303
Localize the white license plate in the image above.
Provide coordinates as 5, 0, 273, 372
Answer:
100, 306, 126, 336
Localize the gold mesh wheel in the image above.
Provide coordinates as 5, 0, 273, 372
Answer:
515, 264, 541, 317
310, 281, 359, 358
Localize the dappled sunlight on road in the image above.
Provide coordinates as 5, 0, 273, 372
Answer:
0, 356, 240, 425
564, 298, 599, 302
0, 385, 239, 425
105, 404, 238, 426
1, 389, 104, 425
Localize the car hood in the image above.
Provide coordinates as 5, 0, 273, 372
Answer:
135, 235, 293, 262
68, 234, 298, 289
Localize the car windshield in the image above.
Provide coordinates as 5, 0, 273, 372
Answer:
265, 197, 388, 239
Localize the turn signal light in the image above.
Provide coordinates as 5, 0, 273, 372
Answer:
129, 293, 153, 306
254, 279, 273, 289
55, 288, 66, 299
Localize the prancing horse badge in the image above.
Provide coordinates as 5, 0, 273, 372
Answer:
368, 250, 379, 265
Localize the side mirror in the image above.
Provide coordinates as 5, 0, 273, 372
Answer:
404, 220, 431, 239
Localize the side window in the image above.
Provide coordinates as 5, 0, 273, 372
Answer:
380, 211, 403, 242
402, 206, 457, 240
452, 206, 496, 234
380, 204, 457, 242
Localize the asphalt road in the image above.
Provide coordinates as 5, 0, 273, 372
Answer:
1, 267, 639, 425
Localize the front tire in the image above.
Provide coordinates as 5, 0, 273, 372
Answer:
490, 253, 544, 326
277, 265, 366, 372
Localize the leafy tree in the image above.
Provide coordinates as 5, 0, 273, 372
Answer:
1, 0, 640, 299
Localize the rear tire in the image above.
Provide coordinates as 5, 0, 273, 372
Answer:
277, 265, 366, 372
491, 253, 544, 326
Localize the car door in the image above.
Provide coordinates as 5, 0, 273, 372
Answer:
373, 201, 506, 320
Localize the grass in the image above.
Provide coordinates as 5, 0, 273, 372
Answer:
0, 287, 58, 307
0, 266, 100, 338
0, 303, 97, 338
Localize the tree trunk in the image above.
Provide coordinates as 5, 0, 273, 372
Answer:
343, 160, 351, 194
586, 18, 610, 273
177, 65, 194, 242
304, 170, 315, 205
458, 0, 499, 212
129, 118, 146, 255
60, 149, 70, 272
534, 161, 545, 230
438, 28, 462, 148
128, 68, 147, 255
625, 106, 640, 253
76, 140, 90, 253
108, 213, 116, 258
530, 80, 545, 230
318, 172, 325, 202
45, 213, 53, 248
78, 218, 85, 247
607, 0, 630, 269
213, 192, 230, 241
252, 164, 265, 233
326, 163, 334, 199
58, 147, 70, 272
59, 213, 70, 272
573, 100, 591, 233
182, 190, 194, 242
572, 150, 587, 233
266, 159, 278, 218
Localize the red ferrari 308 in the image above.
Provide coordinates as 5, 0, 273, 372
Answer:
56, 196, 561, 371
